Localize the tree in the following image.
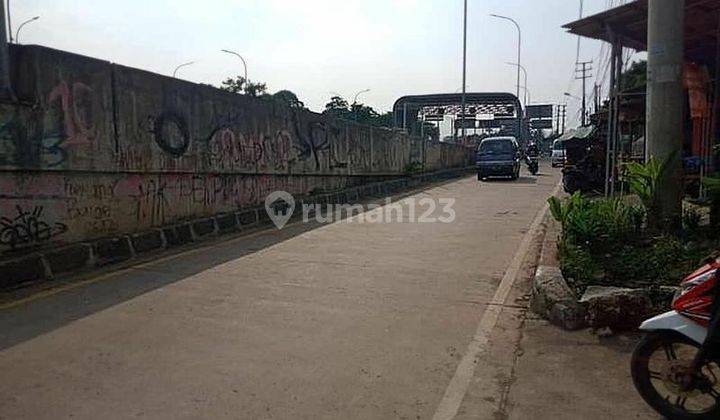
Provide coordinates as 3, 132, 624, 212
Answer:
219, 76, 268, 97
621, 60, 647, 92
322, 96, 397, 129
324, 96, 351, 119
273, 90, 305, 109
245, 81, 268, 97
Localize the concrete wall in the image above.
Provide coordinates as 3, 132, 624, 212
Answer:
0, 45, 472, 256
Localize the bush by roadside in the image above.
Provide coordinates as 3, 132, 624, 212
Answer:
549, 192, 717, 296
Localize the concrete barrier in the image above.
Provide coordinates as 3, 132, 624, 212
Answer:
0, 43, 473, 264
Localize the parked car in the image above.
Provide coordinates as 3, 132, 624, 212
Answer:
476, 136, 521, 180
551, 139, 566, 167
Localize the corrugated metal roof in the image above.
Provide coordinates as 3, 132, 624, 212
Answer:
563, 0, 720, 63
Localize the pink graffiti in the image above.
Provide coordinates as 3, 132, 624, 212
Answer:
47, 80, 97, 146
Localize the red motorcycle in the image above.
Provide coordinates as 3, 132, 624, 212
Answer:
632, 255, 720, 419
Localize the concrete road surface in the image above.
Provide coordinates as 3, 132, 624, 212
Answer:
1, 167, 569, 419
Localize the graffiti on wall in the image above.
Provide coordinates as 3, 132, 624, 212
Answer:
43, 80, 99, 167
149, 112, 190, 158
0, 48, 473, 255
291, 113, 334, 171
0, 205, 68, 250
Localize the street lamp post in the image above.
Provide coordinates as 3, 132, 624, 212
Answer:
15, 16, 39, 44
221, 49, 248, 83
172, 61, 195, 78
505, 62, 527, 108
6, 0, 11, 43
352, 88, 370, 105
461, 0, 468, 145
520, 86, 531, 105
490, 14, 522, 103
564, 92, 581, 100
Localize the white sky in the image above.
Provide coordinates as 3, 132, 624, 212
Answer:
11, 0, 637, 127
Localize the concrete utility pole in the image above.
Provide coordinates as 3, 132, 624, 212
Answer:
575, 60, 593, 126
0, 0, 13, 101
646, 0, 684, 226
555, 105, 560, 134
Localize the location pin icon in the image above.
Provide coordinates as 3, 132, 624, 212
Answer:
265, 191, 296, 230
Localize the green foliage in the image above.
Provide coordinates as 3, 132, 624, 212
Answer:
620, 60, 647, 92
272, 90, 305, 109
623, 156, 669, 210
548, 193, 645, 255
557, 239, 599, 293
220, 76, 268, 97
324, 96, 350, 117
322, 96, 394, 128
548, 192, 584, 226
622, 153, 676, 230
550, 190, 717, 293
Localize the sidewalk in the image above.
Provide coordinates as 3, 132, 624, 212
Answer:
504, 219, 659, 419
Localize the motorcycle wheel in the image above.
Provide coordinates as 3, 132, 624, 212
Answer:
631, 331, 720, 420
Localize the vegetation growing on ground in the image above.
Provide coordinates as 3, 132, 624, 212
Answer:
549, 166, 719, 294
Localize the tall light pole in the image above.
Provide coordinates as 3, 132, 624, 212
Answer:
505, 61, 527, 107
490, 14, 521, 103
0, 0, 12, 100
461, 0, 468, 144
352, 88, 370, 105
520, 86, 531, 105
221, 49, 248, 83
172, 61, 195, 78
15, 15, 38, 44
6, 0, 11, 43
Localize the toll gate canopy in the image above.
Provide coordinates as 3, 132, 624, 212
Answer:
392, 93, 526, 144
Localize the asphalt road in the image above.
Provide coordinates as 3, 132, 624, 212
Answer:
0, 165, 561, 420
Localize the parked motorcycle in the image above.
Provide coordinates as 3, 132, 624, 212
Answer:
631, 255, 720, 419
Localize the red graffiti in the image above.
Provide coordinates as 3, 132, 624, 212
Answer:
47, 80, 97, 146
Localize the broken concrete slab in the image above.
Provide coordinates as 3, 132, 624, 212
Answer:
580, 286, 652, 330
530, 265, 587, 330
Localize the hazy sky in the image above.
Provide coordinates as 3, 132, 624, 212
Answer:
11, 0, 634, 127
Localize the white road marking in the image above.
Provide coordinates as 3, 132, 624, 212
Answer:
431, 182, 561, 420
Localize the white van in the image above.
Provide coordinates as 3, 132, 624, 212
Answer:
551, 139, 566, 167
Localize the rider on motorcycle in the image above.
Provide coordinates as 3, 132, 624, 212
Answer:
526, 142, 540, 159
